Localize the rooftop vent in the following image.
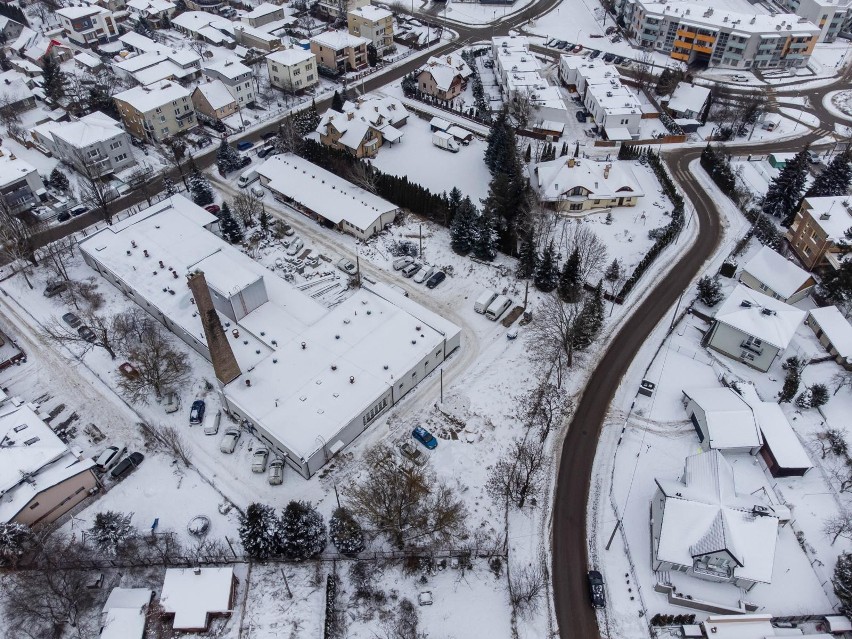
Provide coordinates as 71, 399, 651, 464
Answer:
761, 308, 776, 316
740, 300, 752, 308
349, 376, 355, 384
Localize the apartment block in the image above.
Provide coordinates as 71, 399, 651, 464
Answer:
310, 31, 370, 73
348, 5, 393, 53
267, 48, 319, 93
785, 196, 852, 270
56, 5, 118, 47
113, 80, 196, 143
779, 0, 850, 42
617, 0, 820, 69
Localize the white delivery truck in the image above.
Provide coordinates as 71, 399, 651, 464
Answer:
237, 168, 259, 188
432, 131, 459, 153
474, 290, 498, 314
485, 295, 512, 321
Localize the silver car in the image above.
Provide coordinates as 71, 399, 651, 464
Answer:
401, 262, 421, 278
93, 445, 126, 472
413, 266, 435, 284
286, 238, 303, 256
219, 427, 241, 454
392, 256, 414, 271
252, 447, 269, 473
268, 459, 284, 485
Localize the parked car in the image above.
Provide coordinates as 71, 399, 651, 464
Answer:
620, 59, 632, 67
572, 44, 583, 53
412, 426, 438, 450
78, 326, 97, 342
603, 52, 615, 62
425, 271, 446, 289
337, 257, 357, 274
62, 312, 82, 328
197, 136, 213, 148
204, 204, 221, 215
70, 205, 89, 217
589, 50, 601, 59
203, 410, 221, 435
189, 399, 205, 425
250, 185, 265, 198
236, 140, 254, 151
220, 428, 241, 453
808, 151, 823, 165
399, 440, 427, 465
57, 211, 71, 222
110, 452, 144, 479
282, 224, 295, 236
613, 56, 624, 64
392, 256, 414, 271
401, 262, 421, 278
94, 445, 126, 472
587, 570, 606, 608
286, 238, 304, 256
413, 266, 435, 284
257, 145, 275, 159
268, 459, 284, 485
261, 131, 277, 141
731, 74, 749, 83
252, 447, 269, 473
44, 281, 67, 298
575, 111, 587, 123
555, 40, 568, 49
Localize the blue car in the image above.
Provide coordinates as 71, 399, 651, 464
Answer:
236, 140, 254, 151
412, 426, 437, 450
189, 400, 206, 425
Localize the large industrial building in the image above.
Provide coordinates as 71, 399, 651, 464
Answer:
79, 194, 460, 479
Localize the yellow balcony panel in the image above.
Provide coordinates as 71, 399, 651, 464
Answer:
694, 32, 716, 43
673, 39, 693, 49
676, 29, 695, 39
670, 51, 689, 61
693, 44, 713, 53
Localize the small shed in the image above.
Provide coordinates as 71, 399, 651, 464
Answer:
446, 125, 473, 144
682, 387, 763, 454
428, 116, 450, 132
751, 401, 813, 477
100, 587, 153, 639
825, 615, 852, 633
160, 567, 238, 632
768, 152, 796, 169
808, 306, 852, 370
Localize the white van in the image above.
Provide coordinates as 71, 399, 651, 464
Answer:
474, 290, 498, 314
203, 410, 221, 436
238, 169, 259, 188
485, 295, 512, 321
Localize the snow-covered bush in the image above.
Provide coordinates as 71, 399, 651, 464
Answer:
329, 507, 365, 556
278, 500, 327, 561
238, 502, 279, 559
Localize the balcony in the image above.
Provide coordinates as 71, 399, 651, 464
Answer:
739, 340, 763, 355
693, 564, 733, 581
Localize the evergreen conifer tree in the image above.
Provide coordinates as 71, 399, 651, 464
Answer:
259, 207, 271, 234
779, 356, 801, 402
239, 503, 279, 559
189, 170, 214, 206
762, 148, 809, 223
163, 176, 177, 197
805, 150, 852, 198
524, 144, 531, 163
515, 229, 538, 279
834, 552, 852, 612
573, 281, 604, 349
329, 507, 365, 556
219, 202, 243, 243
450, 196, 476, 254
447, 187, 462, 223
534, 241, 558, 292
331, 90, 344, 112
810, 383, 829, 409
49, 167, 69, 191
216, 138, 243, 175
88, 511, 134, 556
604, 258, 621, 282
696, 275, 723, 306
42, 55, 66, 102
278, 500, 327, 561
557, 248, 582, 303
472, 213, 498, 261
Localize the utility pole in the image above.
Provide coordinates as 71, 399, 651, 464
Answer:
419, 223, 422, 260
440, 368, 443, 404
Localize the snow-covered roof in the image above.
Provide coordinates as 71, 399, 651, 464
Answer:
101, 588, 152, 639
57, 5, 107, 19
267, 47, 315, 66
0, 154, 38, 190
160, 567, 234, 631
257, 153, 399, 231
740, 390, 812, 472
655, 450, 780, 585
310, 30, 369, 49
0, 72, 35, 104
349, 4, 392, 21
714, 285, 806, 350
113, 80, 191, 113
203, 58, 251, 80
429, 116, 450, 130
171, 10, 230, 33
197, 24, 232, 44
801, 195, 852, 241
741, 245, 813, 300
532, 157, 644, 202
193, 80, 236, 111
74, 51, 101, 68
316, 96, 408, 151
36, 111, 126, 149
809, 305, 852, 360
667, 83, 710, 116
126, 0, 175, 14
244, 1, 281, 18
419, 62, 462, 92
682, 387, 762, 451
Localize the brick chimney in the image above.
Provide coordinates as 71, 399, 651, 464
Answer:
187, 270, 241, 385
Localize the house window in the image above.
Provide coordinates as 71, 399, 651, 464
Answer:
29, 502, 40, 510
272, 64, 278, 71
110, 141, 122, 149
307, 74, 314, 81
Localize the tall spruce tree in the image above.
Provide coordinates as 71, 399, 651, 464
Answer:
573, 281, 604, 349
472, 213, 498, 261
834, 551, 852, 612
805, 150, 852, 199
516, 228, 538, 278
42, 55, 66, 102
216, 139, 243, 175
239, 503, 279, 559
762, 148, 809, 222
189, 170, 214, 206
219, 202, 243, 243
534, 241, 558, 292
329, 507, 365, 556
49, 167, 69, 191
484, 109, 510, 175
450, 196, 477, 254
447, 187, 463, 225
331, 90, 344, 111
557, 248, 583, 303
278, 500, 327, 561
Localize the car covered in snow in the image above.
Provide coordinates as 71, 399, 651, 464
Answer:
392, 256, 414, 271
189, 400, 205, 425
399, 440, 427, 466
337, 257, 357, 274
220, 428, 241, 453
62, 312, 82, 328
286, 238, 304, 256
268, 459, 284, 485
413, 266, 435, 284
94, 445, 126, 472
252, 447, 269, 473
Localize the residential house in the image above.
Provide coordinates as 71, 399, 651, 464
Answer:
681, 387, 762, 454
81, 0, 127, 12
203, 59, 256, 108
170, 11, 234, 45
126, 0, 177, 28
257, 153, 401, 239
739, 245, 816, 303
56, 5, 118, 48
31, 111, 135, 178
74, 51, 104, 73
651, 450, 783, 590
706, 284, 806, 372
115, 33, 202, 85
113, 80, 197, 143
348, 5, 393, 53
160, 567, 238, 632
316, 0, 368, 20
10, 27, 72, 68
231, 23, 283, 51
100, 588, 153, 639
184, 0, 226, 11
310, 30, 369, 73
192, 80, 239, 121
242, 2, 285, 28
0, 400, 98, 527
785, 195, 852, 270
807, 305, 852, 369
0, 16, 25, 44
0, 70, 37, 114
417, 53, 473, 103
266, 48, 318, 93
665, 82, 711, 120
0, 151, 46, 214
530, 157, 644, 212
616, 0, 820, 69
315, 96, 407, 158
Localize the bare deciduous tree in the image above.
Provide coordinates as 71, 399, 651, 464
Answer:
815, 427, 849, 459
138, 421, 192, 467
42, 308, 123, 359
486, 436, 548, 509
0, 198, 43, 288
345, 160, 380, 194
71, 149, 120, 224
117, 317, 191, 402
347, 444, 466, 548
519, 380, 572, 441
568, 223, 608, 281
825, 512, 852, 545
507, 563, 546, 620
233, 190, 262, 227
527, 293, 579, 386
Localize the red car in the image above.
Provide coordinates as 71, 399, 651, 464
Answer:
204, 204, 221, 215
573, 44, 583, 53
